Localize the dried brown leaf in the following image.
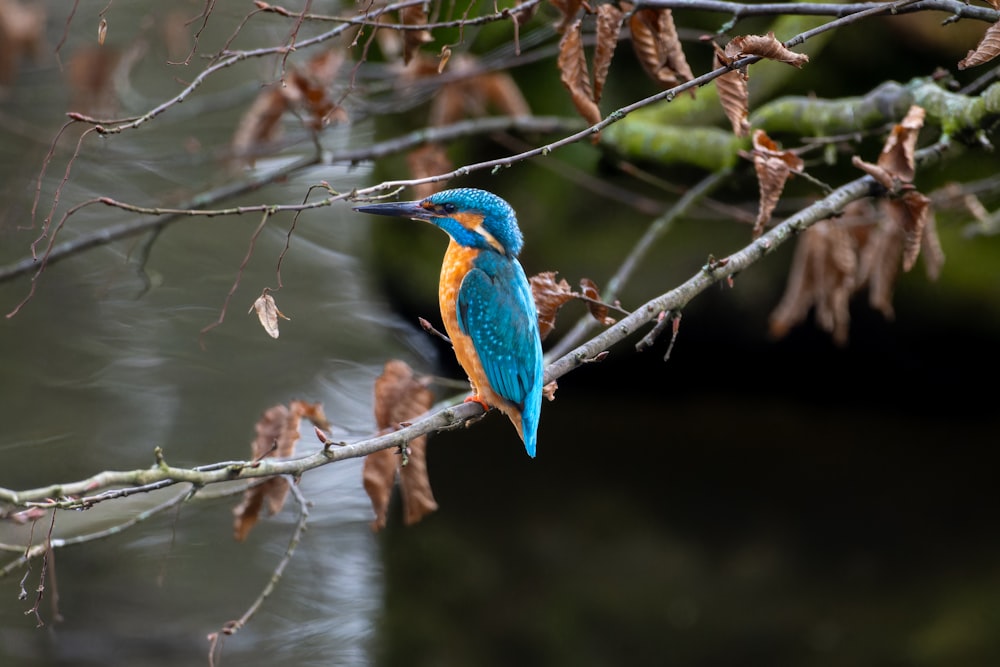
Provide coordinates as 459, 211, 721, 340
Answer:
878, 105, 925, 182
593, 4, 624, 103
851, 155, 895, 190
407, 143, 453, 199
959, 20, 1000, 69
726, 32, 808, 68
713, 43, 749, 137
580, 277, 615, 326
365, 360, 437, 531
0, 0, 45, 85
851, 105, 940, 282
748, 130, 804, 237
97, 17, 108, 46
512, 0, 540, 26
858, 206, 905, 319
558, 18, 602, 128
629, 8, 693, 89
529, 271, 576, 341
162, 10, 193, 63
65, 45, 122, 117
549, 0, 583, 33
474, 71, 532, 117
249, 292, 289, 339
400, 4, 434, 66
233, 400, 329, 541
283, 50, 348, 132
770, 212, 867, 345
885, 190, 933, 272
231, 86, 287, 166
428, 55, 531, 126
231, 51, 346, 165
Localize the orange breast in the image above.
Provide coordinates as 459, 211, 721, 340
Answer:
438, 240, 512, 417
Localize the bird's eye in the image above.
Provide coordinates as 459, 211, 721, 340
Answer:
441, 202, 457, 214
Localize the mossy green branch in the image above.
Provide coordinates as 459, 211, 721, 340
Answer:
908, 79, 1000, 139
750, 81, 915, 136
601, 121, 745, 170
602, 78, 998, 172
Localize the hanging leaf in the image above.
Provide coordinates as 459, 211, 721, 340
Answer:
233, 401, 330, 541
249, 291, 289, 339
857, 208, 905, 319
746, 130, 804, 237
885, 190, 934, 272
65, 46, 122, 117
282, 49, 348, 132
400, 4, 434, 65
428, 54, 531, 127
231, 50, 346, 165
529, 271, 576, 341
769, 217, 863, 345
580, 278, 615, 326
407, 143, 453, 199
958, 20, 1000, 69
548, 0, 583, 34
512, 0, 540, 27
628, 7, 693, 89
593, 4, 624, 103
725, 32, 809, 68
878, 104, 925, 182
852, 105, 940, 278
558, 17, 602, 128
364, 360, 437, 531
712, 42, 750, 137
0, 0, 45, 85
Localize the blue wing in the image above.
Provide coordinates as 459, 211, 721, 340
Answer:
456, 253, 543, 456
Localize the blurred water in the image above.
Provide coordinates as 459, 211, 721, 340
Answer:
0, 2, 419, 664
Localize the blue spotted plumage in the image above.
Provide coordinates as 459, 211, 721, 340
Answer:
355, 188, 543, 457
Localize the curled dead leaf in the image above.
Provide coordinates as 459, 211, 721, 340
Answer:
512, 0, 540, 26
97, 17, 107, 45
249, 291, 289, 339
858, 207, 905, 319
231, 50, 346, 165
747, 130, 804, 237
726, 32, 808, 68
529, 271, 576, 341
233, 400, 330, 541
400, 4, 434, 65
549, 0, 583, 34
0, 0, 45, 85
579, 277, 616, 326
628, 8, 693, 90
770, 216, 863, 345
65, 45, 122, 117
593, 4, 624, 104
407, 143, 453, 199
958, 20, 1000, 69
428, 54, 530, 127
712, 43, 750, 137
885, 190, 934, 273
558, 17, 602, 129
365, 360, 437, 531
879, 105, 925, 182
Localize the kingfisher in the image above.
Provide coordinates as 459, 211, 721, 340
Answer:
355, 188, 543, 457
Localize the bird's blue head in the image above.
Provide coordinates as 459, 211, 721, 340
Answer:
354, 188, 524, 258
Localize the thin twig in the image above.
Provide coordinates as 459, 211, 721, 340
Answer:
207, 479, 310, 666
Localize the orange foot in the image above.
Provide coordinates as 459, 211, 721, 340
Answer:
463, 395, 491, 412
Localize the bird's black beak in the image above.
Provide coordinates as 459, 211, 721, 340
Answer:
353, 200, 433, 221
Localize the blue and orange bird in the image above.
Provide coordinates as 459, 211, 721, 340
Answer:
355, 188, 544, 457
